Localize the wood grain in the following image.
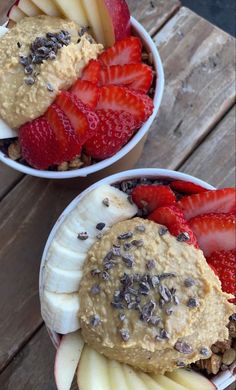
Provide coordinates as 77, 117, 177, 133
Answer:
0, 163, 23, 200
136, 7, 236, 170
0, 177, 78, 371
127, 0, 181, 35
180, 106, 236, 188
0, 326, 56, 390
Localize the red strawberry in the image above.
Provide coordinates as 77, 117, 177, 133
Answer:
81, 59, 101, 84
19, 117, 60, 170
170, 180, 207, 195
129, 90, 154, 120
46, 104, 81, 161
189, 213, 236, 257
178, 188, 236, 220
56, 91, 99, 145
70, 80, 99, 109
148, 205, 198, 248
100, 63, 153, 93
97, 85, 152, 125
99, 36, 142, 66
84, 109, 137, 160
132, 185, 176, 213
207, 249, 236, 302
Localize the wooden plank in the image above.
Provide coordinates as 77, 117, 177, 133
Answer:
136, 7, 236, 170
180, 106, 236, 188
0, 177, 77, 371
0, 326, 57, 390
127, 0, 181, 35
0, 163, 23, 200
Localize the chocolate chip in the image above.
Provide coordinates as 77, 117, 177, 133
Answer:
156, 329, 170, 340
159, 285, 172, 302
187, 298, 199, 308
118, 231, 133, 240
123, 242, 132, 251
127, 287, 138, 296
173, 295, 180, 305
112, 246, 121, 257
17, 42, 22, 48
135, 225, 146, 232
101, 271, 110, 281
90, 314, 101, 327
120, 329, 130, 342
104, 261, 116, 270
122, 254, 134, 268
91, 269, 101, 277
77, 232, 88, 240
150, 275, 160, 288
102, 197, 110, 207
159, 227, 168, 236
111, 302, 125, 309
177, 232, 190, 242
103, 251, 113, 262
139, 281, 150, 295
96, 222, 106, 231
174, 340, 193, 354
184, 277, 195, 287
24, 65, 33, 75
159, 273, 176, 280
200, 347, 210, 356
140, 300, 156, 322
90, 284, 100, 295
146, 260, 155, 270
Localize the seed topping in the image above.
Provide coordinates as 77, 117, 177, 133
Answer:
174, 340, 193, 354
77, 231, 88, 240
96, 222, 106, 231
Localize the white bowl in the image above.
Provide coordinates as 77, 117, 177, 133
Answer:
39, 168, 236, 389
0, 17, 165, 179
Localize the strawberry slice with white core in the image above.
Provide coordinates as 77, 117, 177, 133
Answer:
189, 213, 236, 257
100, 63, 153, 93
97, 85, 148, 125
81, 59, 101, 84
99, 36, 142, 66
178, 188, 236, 220
70, 80, 99, 109
56, 91, 99, 145
46, 104, 82, 162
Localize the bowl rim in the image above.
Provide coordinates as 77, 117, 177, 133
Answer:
0, 17, 165, 179
39, 168, 215, 349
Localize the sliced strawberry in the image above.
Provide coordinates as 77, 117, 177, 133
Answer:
207, 249, 236, 302
129, 90, 154, 120
46, 104, 81, 161
97, 85, 152, 125
70, 80, 99, 109
132, 185, 176, 213
81, 59, 101, 84
170, 180, 207, 195
189, 213, 236, 257
56, 91, 99, 145
178, 188, 236, 220
148, 205, 198, 248
19, 117, 61, 170
84, 109, 137, 160
99, 36, 142, 66
100, 63, 153, 93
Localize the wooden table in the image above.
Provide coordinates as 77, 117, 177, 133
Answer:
0, 1, 235, 389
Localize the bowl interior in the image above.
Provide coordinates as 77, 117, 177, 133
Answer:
39, 168, 215, 348
0, 17, 164, 179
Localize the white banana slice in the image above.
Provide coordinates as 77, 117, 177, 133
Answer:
46, 240, 86, 271
44, 263, 83, 293
41, 185, 137, 334
41, 290, 80, 334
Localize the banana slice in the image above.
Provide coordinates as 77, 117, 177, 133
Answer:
44, 263, 83, 293
41, 290, 80, 334
41, 185, 137, 334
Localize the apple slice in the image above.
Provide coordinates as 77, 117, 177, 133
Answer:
54, 331, 84, 390
97, 0, 131, 47
151, 374, 188, 390
31, 0, 61, 16
8, 5, 26, 23
107, 360, 129, 390
77, 344, 111, 390
53, 0, 88, 27
81, 0, 105, 45
17, 0, 42, 16
166, 369, 216, 390
123, 365, 148, 390
0, 119, 18, 139
139, 372, 166, 390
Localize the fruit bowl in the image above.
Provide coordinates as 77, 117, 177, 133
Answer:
39, 168, 236, 389
0, 17, 164, 179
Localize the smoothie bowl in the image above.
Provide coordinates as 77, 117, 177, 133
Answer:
39, 168, 236, 389
0, 0, 164, 179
